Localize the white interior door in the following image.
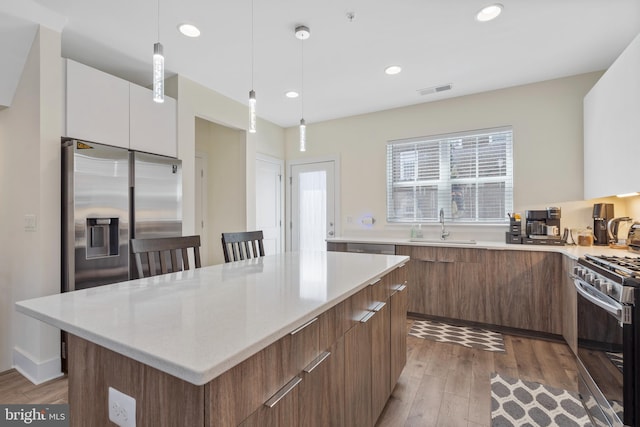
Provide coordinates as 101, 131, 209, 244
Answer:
256, 156, 284, 255
290, 160, 336, 251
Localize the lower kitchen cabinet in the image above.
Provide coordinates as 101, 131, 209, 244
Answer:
299, 341, 345, 427
239, 377, 301, 427
207, 264, 407, 427
344, 314, 373, 427
397, 246, 487, 323
371, 302, 391, 421
484, 250, 563, 334
398, 245, 563, 335
390, 283, 408, 387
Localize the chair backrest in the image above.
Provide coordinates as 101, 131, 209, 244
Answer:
221, 231, 265, 263
131, 235, 202, 278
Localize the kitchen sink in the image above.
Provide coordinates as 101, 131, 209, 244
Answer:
408, 238, 477, 245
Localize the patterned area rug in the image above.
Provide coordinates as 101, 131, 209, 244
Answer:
408, 319, 506, 352
491, 373, 592, 427
606, 352, 623, 373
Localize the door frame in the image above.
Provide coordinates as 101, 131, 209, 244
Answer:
195, 150, 209, 265
286, 155, 341, 252
256, 153, 285, 254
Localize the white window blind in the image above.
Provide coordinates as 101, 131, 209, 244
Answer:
387, 126, 513, 223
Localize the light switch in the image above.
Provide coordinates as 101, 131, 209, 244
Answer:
24, 214, 37, 232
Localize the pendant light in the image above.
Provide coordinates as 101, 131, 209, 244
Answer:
248, 0, 256, 133
295, 25, 310, 152
153, 0, 164, 103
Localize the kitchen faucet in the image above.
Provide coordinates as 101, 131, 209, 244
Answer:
439, 208, 450, 240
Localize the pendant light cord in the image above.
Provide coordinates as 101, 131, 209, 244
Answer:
251, 0, 254, 88
157, 0, 160, 42
301, 36, 304, 118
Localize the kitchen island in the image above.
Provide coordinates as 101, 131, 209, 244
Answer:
16, 251, 409, 426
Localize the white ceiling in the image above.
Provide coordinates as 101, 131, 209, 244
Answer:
2, 1, 640, 127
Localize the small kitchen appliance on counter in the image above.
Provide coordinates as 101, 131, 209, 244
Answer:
627, 222, 640, 254
608, 216, 634, 248
593, 203, 614, 246
522, 207, 563, 245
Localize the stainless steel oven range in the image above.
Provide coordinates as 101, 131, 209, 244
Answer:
572, 254, 640, 426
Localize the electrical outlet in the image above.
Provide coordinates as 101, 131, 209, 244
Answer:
108, 387, 136, 427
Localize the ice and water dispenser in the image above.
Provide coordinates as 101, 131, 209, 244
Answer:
86, 218, 120, 258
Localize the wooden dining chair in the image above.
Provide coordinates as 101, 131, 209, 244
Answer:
221, 231, 265, 263
130, 235, 202, 278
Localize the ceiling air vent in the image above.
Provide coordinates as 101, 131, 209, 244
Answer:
417, 84, 453, 96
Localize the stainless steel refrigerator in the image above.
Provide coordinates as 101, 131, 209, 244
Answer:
62, 139, 182, 292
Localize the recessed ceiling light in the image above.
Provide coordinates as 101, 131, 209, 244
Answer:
476, 4, 503, 22
285, 91, 299, 98
385, 65, 402, 75
178, 23, 201, 37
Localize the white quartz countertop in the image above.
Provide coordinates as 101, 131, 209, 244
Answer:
327, 236, 639, 260
16, 251, 409, 386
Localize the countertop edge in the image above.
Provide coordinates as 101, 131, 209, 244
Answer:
327, 237, 636, 260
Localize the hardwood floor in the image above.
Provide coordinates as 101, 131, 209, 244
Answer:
0, 320, 578, 427
375, 320, 578, 427
0, 369, 67, 404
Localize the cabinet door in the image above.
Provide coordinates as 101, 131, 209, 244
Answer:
206, 334, 295, 426
397, 245, 485, 319
583, 33, 640, 199
390, 284, 407, 387
129, 84, 177, 157
370, 302, 391, 422
484, 250, 562, 333
239, 377, 301, 427
298, 344, 344, 427
65, 59, 129, 147
344, 318, 372, 427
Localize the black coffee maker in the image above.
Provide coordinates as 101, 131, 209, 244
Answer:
525, 207, 561, 238
593, 203, 614, 246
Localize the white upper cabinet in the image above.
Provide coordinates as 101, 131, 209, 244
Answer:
584, 33, 640, 199
65, 59, 130, 148
64, 59, 177, 158
129, 84, 177, 157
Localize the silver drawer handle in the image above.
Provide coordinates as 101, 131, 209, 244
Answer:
368, 278, 382, 286
303, 351, 331, 374
390, 284, 407, 292
290, 317, 318, 335
265, 377, 302, 408
360, 311, 376, 323
373, 302, 386, 312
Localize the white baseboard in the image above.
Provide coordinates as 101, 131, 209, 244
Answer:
12, 346, 63, 385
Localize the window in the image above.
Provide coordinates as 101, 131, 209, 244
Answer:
387, 126, 513, 223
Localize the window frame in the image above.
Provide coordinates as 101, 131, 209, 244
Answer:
386, 126, 514, 225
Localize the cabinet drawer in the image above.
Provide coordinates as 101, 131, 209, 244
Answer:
290, 317, 320, 372
345, 286, 372, 327
206, 334, 296, 426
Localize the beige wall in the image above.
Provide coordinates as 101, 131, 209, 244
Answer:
167, 76, 285, 243
0, 26, 62, 381
196, 118, 246, 265
284, 72, 615, 240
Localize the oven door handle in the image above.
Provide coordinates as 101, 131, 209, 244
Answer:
573, 279, 623, 321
